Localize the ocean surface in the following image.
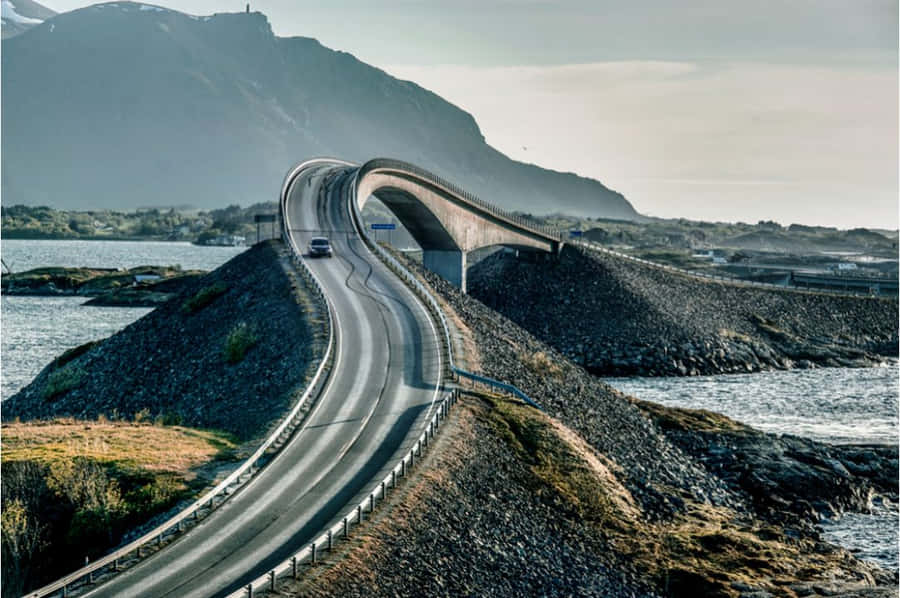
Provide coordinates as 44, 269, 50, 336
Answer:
1, 240, 897, 571
608, 368, 899, 571
1, 239, 246, 400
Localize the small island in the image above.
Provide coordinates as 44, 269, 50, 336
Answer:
1, 265, 206, 307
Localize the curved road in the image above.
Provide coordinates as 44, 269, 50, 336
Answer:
85, 161, 443, 597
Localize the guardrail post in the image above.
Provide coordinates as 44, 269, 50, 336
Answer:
114, 558, 120, 571
269, 570, 275, 591
343, 517, 349, 537
62, 585, 67, 598
137, 545, 142, 558
401, 459, 406, 477
369, 493, 375, 513
391, 470, 397, 488
311, 542, 317, 564
86, 556, 93, 583
356, 505, 362, 524
246, 583, 252, 598
381, 480, 386, 499
327, 530, 333, 551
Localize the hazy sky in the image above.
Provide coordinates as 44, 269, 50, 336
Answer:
40, 0, 899, 227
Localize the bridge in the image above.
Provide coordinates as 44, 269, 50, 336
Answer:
354, 158, 563, 292
27, 157, 559, 598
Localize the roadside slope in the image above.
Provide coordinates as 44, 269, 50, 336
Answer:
469, 246, 898, 376
283, 252, 895, 598
2, 240, 326, 440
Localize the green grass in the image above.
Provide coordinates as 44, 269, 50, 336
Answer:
182, 281, 228, 313
223, 322, 258, 364
42, 367, 85, 401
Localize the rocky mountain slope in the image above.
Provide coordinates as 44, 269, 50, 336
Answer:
2, 2, 637, 220
468, 246, 898, 376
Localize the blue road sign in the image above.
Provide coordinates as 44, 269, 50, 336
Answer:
569, 230, 583, 237
371, 223, 396, 230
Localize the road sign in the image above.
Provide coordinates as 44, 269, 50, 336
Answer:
254, 214, 277, 223
371, 223, 396, 230
569, 230, 583, 237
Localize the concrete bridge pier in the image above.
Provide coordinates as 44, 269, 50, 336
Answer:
423, 249, 467, 292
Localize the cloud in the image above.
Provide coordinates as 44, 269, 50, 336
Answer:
386, 61, 897, 227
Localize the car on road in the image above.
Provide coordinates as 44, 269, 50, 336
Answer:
308, 237, 333, 257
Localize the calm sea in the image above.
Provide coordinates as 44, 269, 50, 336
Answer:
1, 239, 896, 570
1, 239, 246, 400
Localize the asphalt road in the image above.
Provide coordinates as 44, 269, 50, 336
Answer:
84, 161, 443, 597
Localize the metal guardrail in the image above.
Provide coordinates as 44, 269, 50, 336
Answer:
228, 161, 461, 597
358, 158, 564, 244
570, 239, 886, 298
23, 162, 338, 598
231, 159, 545, 598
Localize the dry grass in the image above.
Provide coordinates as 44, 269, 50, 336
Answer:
1, 419, 237, 480
480, 395, 881, 598
520, 350, 565, 380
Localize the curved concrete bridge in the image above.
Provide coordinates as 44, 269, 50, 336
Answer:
354, 159, 563, 291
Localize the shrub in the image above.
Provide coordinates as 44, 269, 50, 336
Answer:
223, 323, 258, 364
52, 340, 100, 369
181, 281, 228, 313
43, 367, 85, 401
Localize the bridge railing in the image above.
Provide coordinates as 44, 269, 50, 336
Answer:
358, 158, 564, 244
22, 162, 337, 598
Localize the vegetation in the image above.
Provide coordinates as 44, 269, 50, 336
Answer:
42, 366, 85, 401
1, 419, 238, 596
479, 395, 874, 597
52, 340, 101, 369
182, 281, 229, 313
1, 202, 279, 244
223, 322, 258, 364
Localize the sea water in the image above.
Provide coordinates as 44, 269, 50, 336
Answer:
1, 239, 246, 399
608, 367, 899, 571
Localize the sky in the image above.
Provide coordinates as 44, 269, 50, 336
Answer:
41, 0, 899, 228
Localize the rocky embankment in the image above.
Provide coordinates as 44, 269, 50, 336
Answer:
1, 265, 204, 306
291, 252, 896, 598
468, 246, 898, 376
2, 241, 326, 440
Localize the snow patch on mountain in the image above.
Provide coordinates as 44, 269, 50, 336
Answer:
1, 0, 42, 24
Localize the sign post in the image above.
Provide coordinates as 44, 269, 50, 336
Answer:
371, 223, 396, 246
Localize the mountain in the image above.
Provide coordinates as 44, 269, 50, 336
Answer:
1, 2, 640, 220
1, 0, 55, 39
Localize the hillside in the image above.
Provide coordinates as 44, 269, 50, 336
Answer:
1, 2, 638, 220
0, 0, 54, 39
467, 246, 899, 377
2, 241, 327, 440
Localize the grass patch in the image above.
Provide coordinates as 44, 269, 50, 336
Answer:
42, 367, 85, 401
223, 322, 258, 364
182, 281, 228, 314
476, 394, 871, 597
520, 351, 565, 381
1, 420, 240, 589
52, 340, 100, 369
1, 419, 238, 474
